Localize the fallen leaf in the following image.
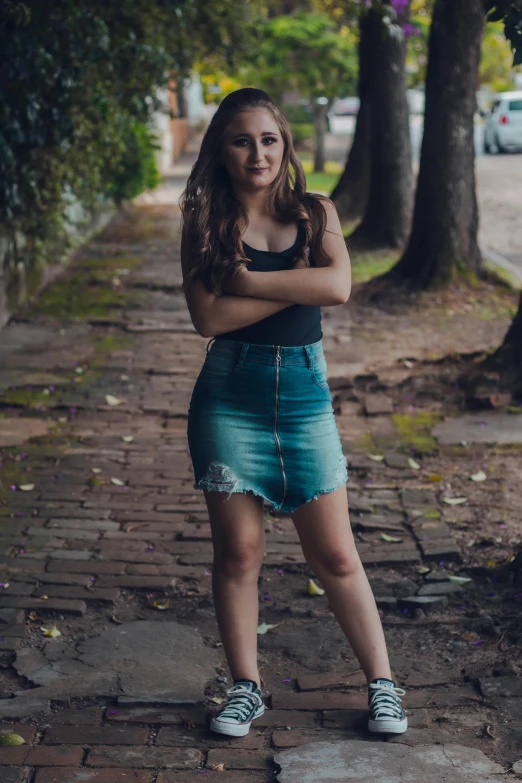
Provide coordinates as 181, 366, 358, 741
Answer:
257, 622, 276, 635
210, 697, 226, 705
122, 435, 134, 443
408, 458, 421, 470
443, 497, 468, 505
403, 360, 414, 368
307, 578, 325, 596
448, 576, 472, 585
211, 763, 225, 772
381, 533, 403, 543
470, 470, 487, 482
0, 733, 25, 747
417, 566, 431, 575
91, 468, 102, 474
19, 484, 35, 491
40, 624, 61, 638
460, 631, 479, 642
368, 454, 385, 461
111, 614, 123, 624
110, 477, 125, 486
105, 394, 122, 406
427, 474, 444, 482
152, 598, 170, 610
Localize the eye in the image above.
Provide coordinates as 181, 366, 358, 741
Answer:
263, 137, 277, 145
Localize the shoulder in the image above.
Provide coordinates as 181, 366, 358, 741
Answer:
302, 192, 339, 221
313, 196, 342, 235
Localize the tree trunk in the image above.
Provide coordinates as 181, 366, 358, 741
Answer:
350, 8, 413, 248
312, 101, 329, 173
330, 15, 372, 222
481, 291, 522, 392
390, 0, 485, 288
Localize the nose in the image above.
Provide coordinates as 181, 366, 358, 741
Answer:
249, 141, 265, 164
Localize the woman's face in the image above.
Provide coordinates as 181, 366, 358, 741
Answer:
219, 108, 285, 191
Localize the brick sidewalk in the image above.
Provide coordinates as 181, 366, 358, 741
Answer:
0, 195, 520, 782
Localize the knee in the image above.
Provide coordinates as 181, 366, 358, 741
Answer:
215, 539, 263, 579
309, 547, 360, 579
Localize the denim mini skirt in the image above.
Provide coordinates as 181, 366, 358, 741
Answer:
187, 337, 348, 514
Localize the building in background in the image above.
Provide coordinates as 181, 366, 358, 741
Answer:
153, 72, 205, 173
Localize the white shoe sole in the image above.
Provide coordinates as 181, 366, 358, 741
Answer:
210, 704, 265, 737
368, 716, 408, 734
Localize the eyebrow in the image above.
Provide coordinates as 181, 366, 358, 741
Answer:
229, 131, 279, 140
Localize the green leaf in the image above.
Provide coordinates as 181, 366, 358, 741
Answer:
0, 733, 25, 747
257, 623, 276, 635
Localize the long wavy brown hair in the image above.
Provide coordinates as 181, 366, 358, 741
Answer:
179, 87, 332, 295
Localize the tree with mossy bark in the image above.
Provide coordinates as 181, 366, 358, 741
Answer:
328, 1, 413, 247
367, 0, 521, 294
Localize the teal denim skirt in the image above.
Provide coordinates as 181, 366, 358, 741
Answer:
187, 337, 348, 514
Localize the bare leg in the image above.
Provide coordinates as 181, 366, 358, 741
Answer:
291, 485, 392, 682
205, 489, 265, 688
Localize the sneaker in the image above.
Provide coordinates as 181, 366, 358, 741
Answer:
368, 678, 408, 734
210, 679, 265, 737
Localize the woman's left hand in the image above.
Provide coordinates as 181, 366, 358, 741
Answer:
222, 266, 251, 296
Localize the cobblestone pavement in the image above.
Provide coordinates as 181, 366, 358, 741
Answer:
0, 163, 521, 781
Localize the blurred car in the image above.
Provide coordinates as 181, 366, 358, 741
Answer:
331, 97, 360, 116
484, 91, 522, 153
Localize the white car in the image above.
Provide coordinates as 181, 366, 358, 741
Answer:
484, 90, 522, 153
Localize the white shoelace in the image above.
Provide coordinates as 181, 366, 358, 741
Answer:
218, 684, 263, 721
369, 683, 406, 719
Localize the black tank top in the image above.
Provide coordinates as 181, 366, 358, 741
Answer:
216, 225, 323, 347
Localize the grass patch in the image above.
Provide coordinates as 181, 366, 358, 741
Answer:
349, 249, 399, 284
30, 277, 129, 319
393, 411, 443, 455
0, 389, 61, 409
297, 154, 343, 194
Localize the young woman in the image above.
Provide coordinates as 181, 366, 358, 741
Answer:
180, 87, 407, 739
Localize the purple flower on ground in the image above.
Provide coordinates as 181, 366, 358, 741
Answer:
281, 678, 291, 683
264, 595, 273, 601
278, 569, 285, 576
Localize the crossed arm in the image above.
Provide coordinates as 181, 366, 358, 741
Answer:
184, 199, 351, 338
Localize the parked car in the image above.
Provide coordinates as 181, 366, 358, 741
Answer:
484, 90, 522, 153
